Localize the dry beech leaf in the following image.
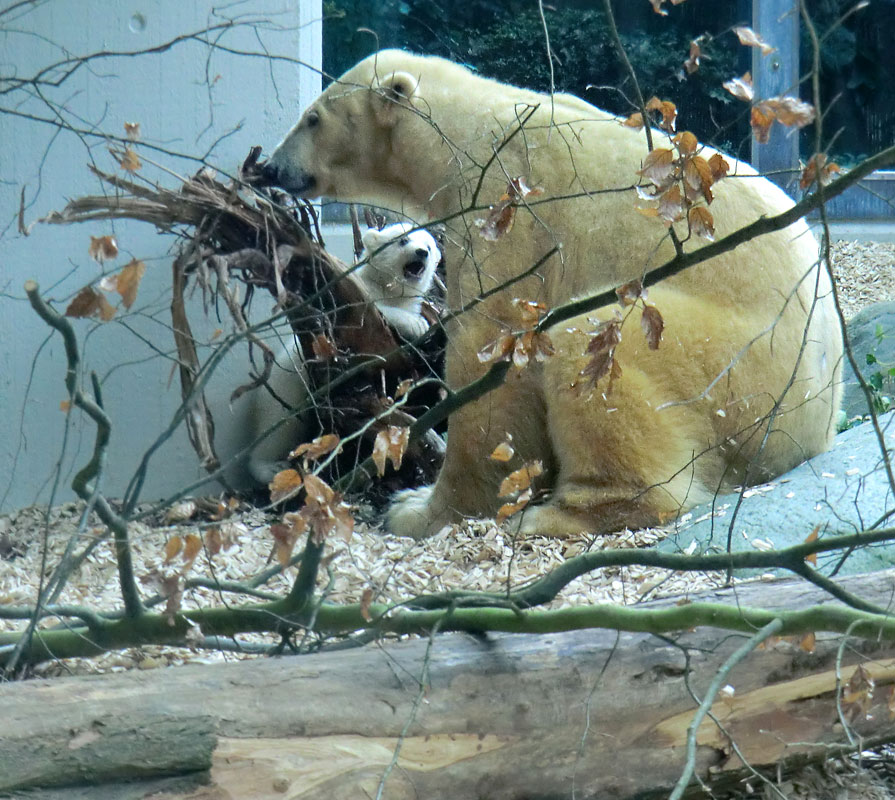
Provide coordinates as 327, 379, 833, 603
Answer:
673, 131, 698, 156
118, 146, 142, 172
124, 121, 141, 141
641, 305, 664, 350
616, 279, 644, 307
684, 40, 701, 74
578, 319, 622, 392
182, 533, 202, 567
270, 520, 303, 567
269, 468, 303, 504
289, 433, 340, 463
622, 112, 644, 129
638, 148, 676, 187
477, 333, 516, 364
843, 664, 875, 707
764, 96, 816, 128
164, 536, 183, 564
734, 26, 776, 55
649, 0, 668, 14
645, 96, 677, 132
300, 473, 354, 545
512, 297, 548, 327
490, 438, 515, 462
750, 104, 776, 145
688, 206, 715, 240
799, 632, 816, 653
360, 587, 374, 622
684, 156, 714, 199
204, 527, 223, 557
497, 488, 532, 522
803, 524, 820, 566
115, 258, 146, 309
800, 153, 841, 189
311, 333, 339, 361
372, 425, 410, 476
708, 153, 730, 181
89, 235, 119, 262
498, 460, 543, 498
164, 500, 197, 523
475, 177, 544, 241
722, 72, 754, 103
64, 287, 116, 321
395, 378, 414, 399
657, 184, 685, 224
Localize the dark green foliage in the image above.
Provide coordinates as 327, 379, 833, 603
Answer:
323, 0, 747, 151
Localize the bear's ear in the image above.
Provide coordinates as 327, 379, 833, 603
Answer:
374, 71, 419, 124
362, 228, 383, 251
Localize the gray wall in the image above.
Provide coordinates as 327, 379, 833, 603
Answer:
0, 1, 322, 513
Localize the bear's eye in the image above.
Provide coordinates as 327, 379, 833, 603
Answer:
306, 111, 320, 129
399, 237, 409, 246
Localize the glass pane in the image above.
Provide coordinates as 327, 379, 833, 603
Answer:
323, 0, 750, 154
801, 0, 895, 167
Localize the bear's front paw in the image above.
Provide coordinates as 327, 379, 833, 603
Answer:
386, 485, 440, 539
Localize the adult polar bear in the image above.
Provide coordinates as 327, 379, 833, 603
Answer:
260, 50, 843, 538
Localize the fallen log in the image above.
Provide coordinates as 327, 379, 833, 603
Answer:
3, 569, 895, 799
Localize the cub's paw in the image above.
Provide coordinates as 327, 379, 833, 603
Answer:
386, 485, 439, 539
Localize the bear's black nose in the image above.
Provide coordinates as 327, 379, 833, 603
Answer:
259, 161, 280, 186
415, 248, 429, 259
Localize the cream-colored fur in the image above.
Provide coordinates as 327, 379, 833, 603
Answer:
263, 49, 843, 538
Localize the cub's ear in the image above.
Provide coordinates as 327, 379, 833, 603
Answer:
373, 71, 419, 124
361, 228, 383, 251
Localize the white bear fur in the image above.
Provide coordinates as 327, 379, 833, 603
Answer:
356, 222, 439, 338
264, 49, 843, 538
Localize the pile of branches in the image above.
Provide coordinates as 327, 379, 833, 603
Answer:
39, 149, 447, 497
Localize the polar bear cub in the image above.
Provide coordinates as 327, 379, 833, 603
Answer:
356, 222, 440, 338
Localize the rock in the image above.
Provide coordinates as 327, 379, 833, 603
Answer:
841, 301, 895, 420
658, 411, 895, 576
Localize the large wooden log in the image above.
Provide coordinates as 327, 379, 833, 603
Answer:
3, 570, 895, 799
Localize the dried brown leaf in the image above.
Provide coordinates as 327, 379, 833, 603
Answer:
289, 433, 341, 463
164, 500, 197, 524
734, 26, 776, 55
490, 439, 515, 462
803, 524, 820, 566
722, 72, 754, 102
164, 536, 183, 564
645, 96, 677, 132
498, 460, 544, 498
683, 40, 701, 74
124, 121, 141, 141
800, 153, 841, 190
622, 112, 644, 129
477, 333, 516, 365
372, 425, 410, 476
688, 206, 715, 240
673, 130, 698, 156
115, 258, 146, 309
204, 527, 223, 557
182, 533, 202, 567
750, 103, 776, 144
88, 235, 119, 262
497, 489, 532, 522
311, 333, 339, 361
616, 279, 644, 307
269, 468, 303, 504
641, 305, 665, 350
708, 153, 730, 181
638, 148, 676, 187
360, 587, 374, 622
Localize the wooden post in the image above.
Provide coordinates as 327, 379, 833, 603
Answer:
751, 0, 801, 192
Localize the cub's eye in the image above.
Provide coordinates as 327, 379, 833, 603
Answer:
399, 237, 409, 246
306, 111, 320, 128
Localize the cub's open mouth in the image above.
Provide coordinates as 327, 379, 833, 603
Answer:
403, 259, 427, 279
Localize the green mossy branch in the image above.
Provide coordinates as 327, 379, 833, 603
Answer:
2, 590, 894, 667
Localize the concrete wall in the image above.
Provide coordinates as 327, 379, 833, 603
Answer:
0, 1, 322, 513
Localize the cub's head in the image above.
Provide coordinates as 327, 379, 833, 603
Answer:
259, 50, 425, 206
361, 223, 440, 292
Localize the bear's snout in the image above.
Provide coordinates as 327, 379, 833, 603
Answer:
258, 161, 281, 186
